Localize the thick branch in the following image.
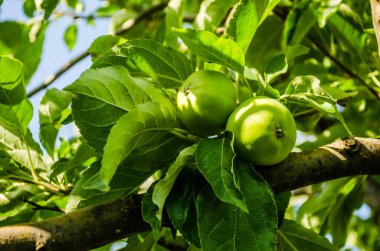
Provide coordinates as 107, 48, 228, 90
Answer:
1, 137, 380, 250
0, 195, 150, 251
257, 137, 380, 193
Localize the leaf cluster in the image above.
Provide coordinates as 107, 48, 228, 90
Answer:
1, 0, 380, 250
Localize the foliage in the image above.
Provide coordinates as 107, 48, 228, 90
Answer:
1, 0, 380, 250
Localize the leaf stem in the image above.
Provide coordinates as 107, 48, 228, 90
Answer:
5, 175, 68, 195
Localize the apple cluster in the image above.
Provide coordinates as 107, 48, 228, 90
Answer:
177, 70, 296, 166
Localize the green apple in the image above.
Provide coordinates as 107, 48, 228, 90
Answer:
226, 96, 296, 166
177, 70, 237, 136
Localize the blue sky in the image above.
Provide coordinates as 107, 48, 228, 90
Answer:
0, 0, 109, 144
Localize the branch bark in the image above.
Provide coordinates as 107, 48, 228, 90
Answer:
0, 195, 150, 251
1, 137, 380, 250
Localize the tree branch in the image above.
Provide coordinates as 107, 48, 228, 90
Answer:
0, 195, 150, 251
27, 2, 169, 98
257, 137, 380, 194
1, 137, 380, 250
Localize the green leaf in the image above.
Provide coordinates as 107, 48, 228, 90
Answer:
285, 44, 310, 62
93, 39, 194, 88
325, 178, 365, 247
65, 66, 152, 112
297, 178, 364, 248
195, 133, 246, 211
245, 16, 283, 72
283, 1, 317, 45
64, 66, 155, 152
0, 56, 24, 105
163, 0, 186, 49
142, 182, 161, 239
123, 233, 155, 251
66, 161, 153, 211
0, 56, 23, 84
48, 141, 97, 179
39, 88, 73, 157
257, 74, 280, 99
63, 23, 78, 50
275, 191, 291, 227
225, 0, 269, 52
69, 95, 126, 153
0, 57, 44, 172
88, 35, 126, 61
278, 219, 335, 251
195, 0, 237, 32
41, 0, 59, 19
196, 185, 262, 251
264, 54, 288, 84
23, 0, 36, 18
100, 101, 182, 188
152, 145, 196, 221
282, 76, 351, 134
0, 105, 44, 172
0, 22, 46, 84
235, 162, 278, 250
166, 168, 202, 247
264, 45, 309, 84
172, 28, 245, 73
327, 12, 368, 62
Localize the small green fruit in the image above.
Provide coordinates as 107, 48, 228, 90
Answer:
177, 70, 237, 136
226, 96, 296, 166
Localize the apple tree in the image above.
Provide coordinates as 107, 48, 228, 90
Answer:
1, 0, 380, 250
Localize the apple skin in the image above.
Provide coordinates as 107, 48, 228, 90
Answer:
226, 96, 296, 166
177, 70, 237, 136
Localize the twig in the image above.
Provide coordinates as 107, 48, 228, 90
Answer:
273, 7, 380, 100
22, 198, 65, 213
27, 2, 169, 98
6, 175, 69, 195
306, 36, 380, 99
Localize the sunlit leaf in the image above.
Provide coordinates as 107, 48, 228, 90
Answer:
0, 22, 46, 84
64, 23, 78, 50
93, 39, 194, 88
173, 28, 245, 73
0, 57, 44, 171
100, 101, 183, 188
225, 0, 269, 52
195, 0, 237, 31
39, 88, 73, 157
88, 35, 126, 61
